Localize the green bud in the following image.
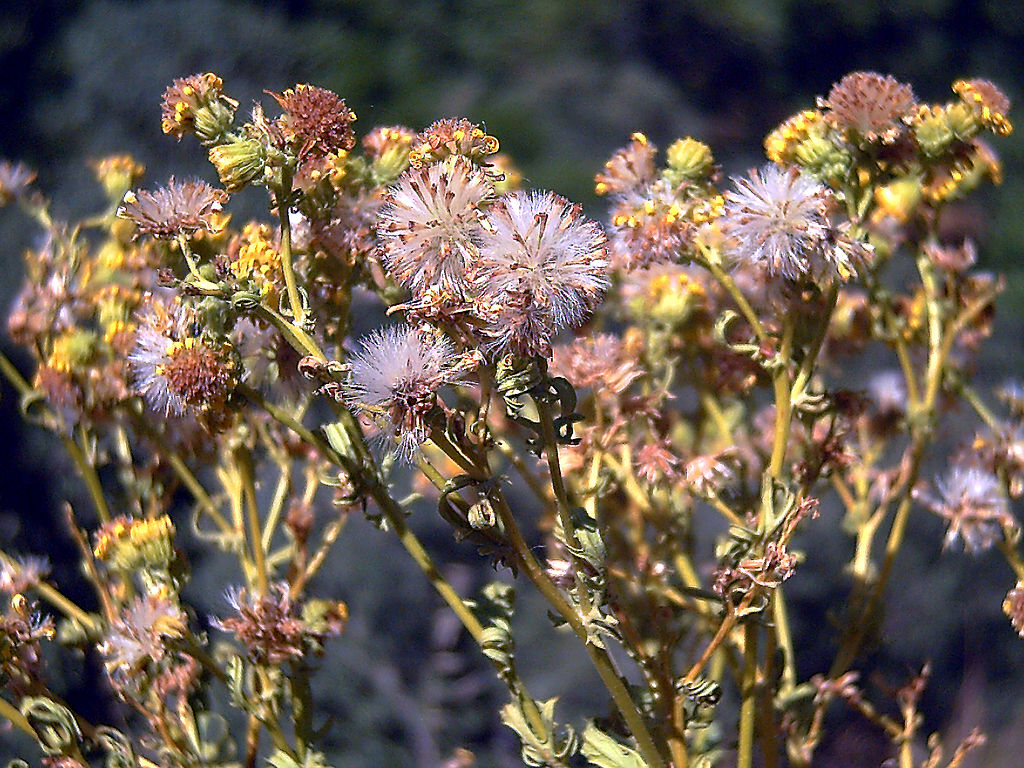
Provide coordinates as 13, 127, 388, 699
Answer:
209, 136, 267, 192
793, 134, 851, 183
665, 137, 714, 184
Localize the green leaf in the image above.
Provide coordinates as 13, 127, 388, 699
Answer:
580, 721, 648, 768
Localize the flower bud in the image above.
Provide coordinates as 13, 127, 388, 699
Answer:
792, 133, 851, 183
209, 136, 267, 192
664, 137, 714, 184
91, 155, 145, 203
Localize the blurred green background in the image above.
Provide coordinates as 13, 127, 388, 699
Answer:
2, 2, 1024, 766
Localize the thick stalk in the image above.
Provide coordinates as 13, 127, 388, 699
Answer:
737, 623, 759, 768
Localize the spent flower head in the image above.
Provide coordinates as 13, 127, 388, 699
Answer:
378, 156, 495, 298
344, 324, 478, 460
595, 132, 657, 196
271, 84, 357, 160
130, 294, 237, 418
100, 594, 187, 677
722, 165, 869, 283
550, 333, 643, 394
819, 71, 916, 143
953, 78, 1012, 136
476, 190, 610, 357
0, 159, 37, 205
0, 556, 50, 595
118, 178, 228, 240
1003, 581, 1024, 637
918, 466, 1014, 554
214, 583, 343, 665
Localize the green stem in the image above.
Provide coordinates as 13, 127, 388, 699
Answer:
273, 170, 305, 327
63, 429, 111, 523
235, 446, 269, 595
767, 319, 794, 488
701, 252, 769, 346
492, 494, 667, 768
164, 450, 233, 535
737, 623, 759, 768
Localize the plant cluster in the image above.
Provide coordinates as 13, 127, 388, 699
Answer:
0, 69, 1019, 768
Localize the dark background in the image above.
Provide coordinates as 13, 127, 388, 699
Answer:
3, 2, 1024, 765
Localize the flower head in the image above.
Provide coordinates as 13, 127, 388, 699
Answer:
0, 160, 36, 205
100, 594, 186, 677
595, 132, 657, 197
722, 165, 869, 283
160, 73, 238, 144
550, 333, 643, 394
953, 78, 1012, 136
819, 71, 916, 143
378, 156, 495, 298
0, 556, 50, 595
1004, 581, 1024, 637
867, 370, 907, 418
408, 118, 499, 168
118, 178, 228, 240
476, 191, 609, 357
214, 583, 343, 665
93, 515, 175, 571
607, 181, 704, 271
130, 295, 237, 417
271, 84, 357, 160
344, 324, 476, 459
919, 466, 1014, 553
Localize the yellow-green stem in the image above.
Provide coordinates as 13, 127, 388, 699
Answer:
536, 399, 578, 548
0, 695, 38, 741
62, 430, 111, 523
274, 171, 305, 327
235, 447, 269, 595
701, 252, 769, 347
737, 623, 759, 768
493, 494, 667, 768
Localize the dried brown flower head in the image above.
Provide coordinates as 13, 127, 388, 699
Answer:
0, 595, 55, 688
214, 583, 341, 665
118, 178, 228, 240
131, 295, 238, 417
819, 71, 916, 143
272, 84, 357, 160
408, 118, 499, 168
